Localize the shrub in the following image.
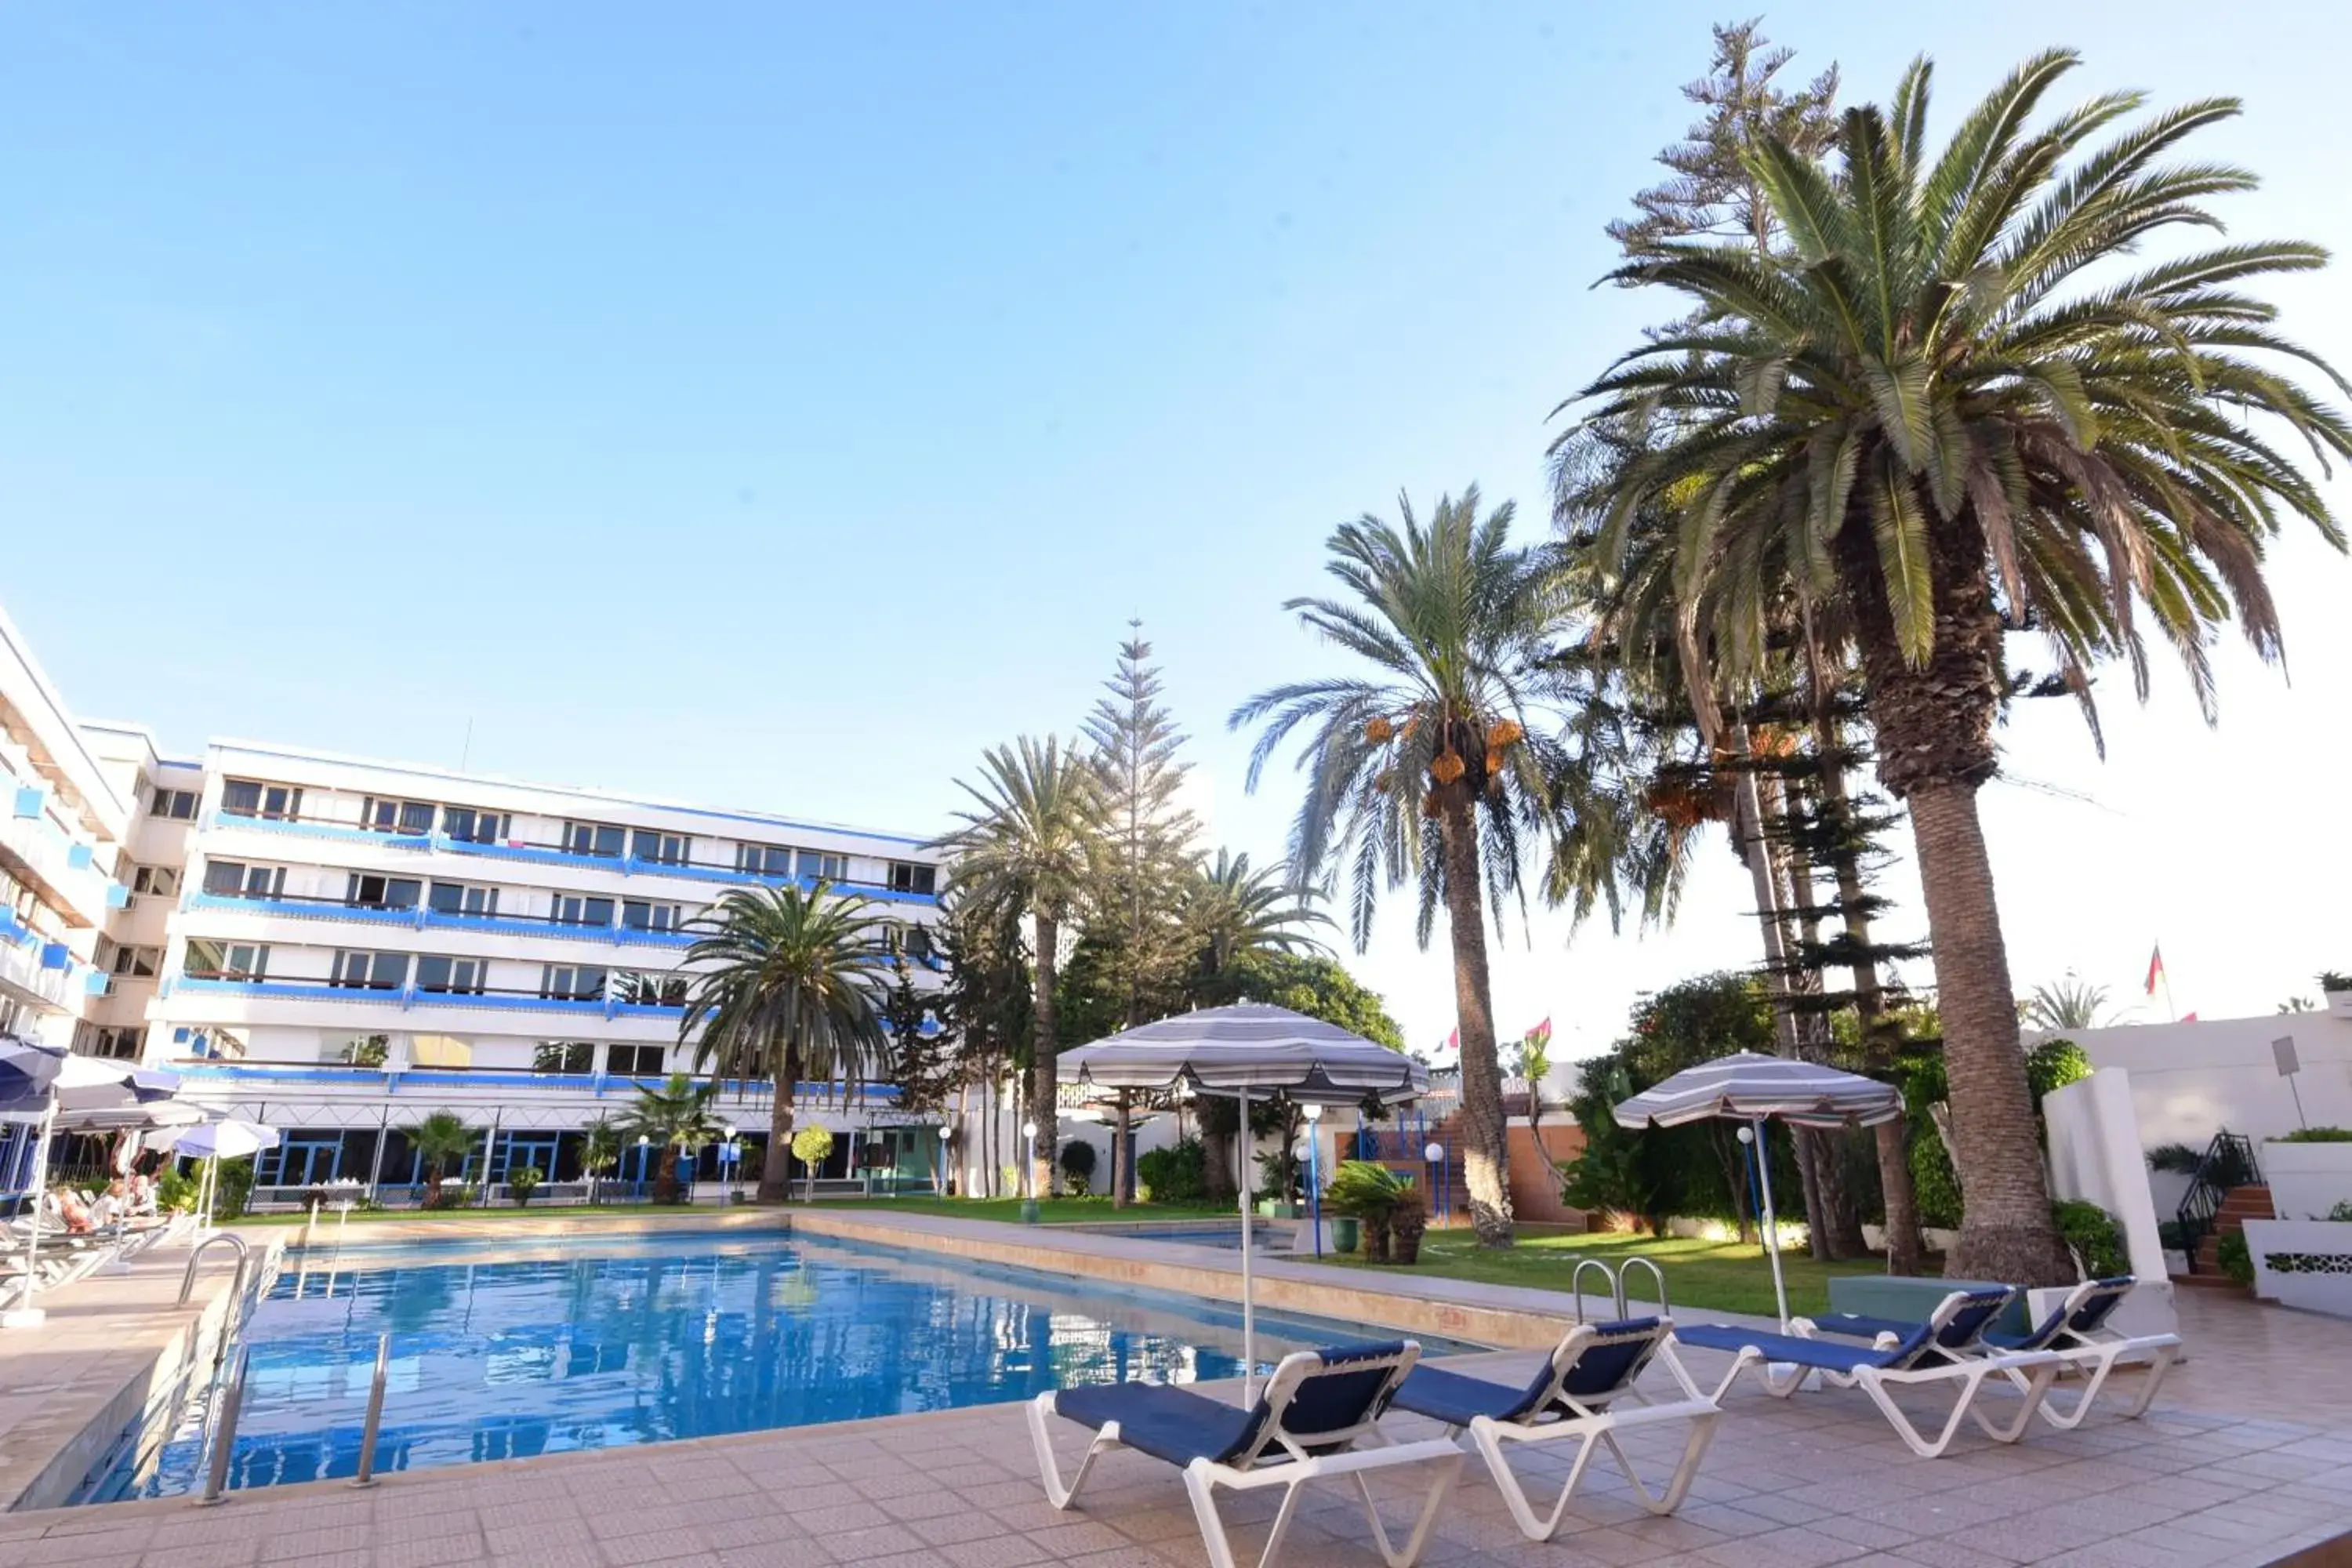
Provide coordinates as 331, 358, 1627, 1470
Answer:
1908, 1133, 1962, 1229
1322, 1160, 1407, 1218
510, 1166, 544, 1207
157, 1168, 197, 1213
212, 1159, 255, 1221
2146, 1142, 2202, 1175
2328, 1200, 2352, 1223
1058, 1140, 1098, 1197
2216, 1231, 2253, 1287
2157, 1219, 2189, 1251
2319, 971, 2350, 994
2275, 1127, 2352, 1143
2052, 1200, 2127, 1278
1135, 1139, 1209, 1204
791, 1125, 836, 1168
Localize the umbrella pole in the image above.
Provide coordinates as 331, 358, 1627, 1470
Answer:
1753, 1116, 1790, 1328
1238, 1084, 1254, 1404
3, 1102, 57, 1328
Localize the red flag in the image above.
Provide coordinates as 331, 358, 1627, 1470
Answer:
1443, 1029, 1459, 1053
2181, 1011, 2198, 1022
1524, 1017, 1553, 1049
2144, 944, 2165, 996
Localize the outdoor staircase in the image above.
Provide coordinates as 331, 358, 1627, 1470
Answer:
2183, 1183, 2272, 1287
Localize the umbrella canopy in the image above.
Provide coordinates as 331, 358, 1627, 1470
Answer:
1613, 1051, 1901, 1329
1060, 1004, 1428, 1105
0, 1035, 70, 1106
53, 1099, 207, 1135
1059, 1004, 1426, 1399
1612, 1051, 1900, 1131
151, 1118, 278, 1161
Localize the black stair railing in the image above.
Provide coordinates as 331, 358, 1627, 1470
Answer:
2176, 1130, 2262, 1275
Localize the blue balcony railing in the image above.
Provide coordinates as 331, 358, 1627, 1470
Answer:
207, 811, 939, 906
162, 973, 687, 1020
183, 888, 698, 948
162, 1058, 902, 1106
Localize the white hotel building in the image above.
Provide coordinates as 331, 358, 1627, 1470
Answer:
1, 603, 948, 1201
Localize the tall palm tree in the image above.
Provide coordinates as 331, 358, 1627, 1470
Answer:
1232, 488, 1562, 1247
678, 882, 890, 1203
2020, 975, 2115, 1033
932, 735, 1105, 1197
617, 1073, 721, 1203
1563, 51, 2350, 1282
1182, 849, 1332, 982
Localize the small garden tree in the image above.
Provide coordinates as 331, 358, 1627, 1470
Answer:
791, 1124, 836, 1202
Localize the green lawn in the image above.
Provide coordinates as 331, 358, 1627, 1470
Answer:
1319, 1229, 1900, 1319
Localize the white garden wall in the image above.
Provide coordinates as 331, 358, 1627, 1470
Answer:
2243, 1218, 2352, 1318
2042, 1069, 2180, 1342
2262, 1140, 2352, 1221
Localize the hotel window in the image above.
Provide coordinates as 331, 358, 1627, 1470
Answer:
442, 806, 509, 844
108, 944, 162, 978
540, 964, 608, 1001
614, 971, 687, 1007
331, 950, 409, 989
532, 1040, 594, 1074
221, 779, 303, 820
416, 955, 487, 995
347, 873, 423, 909
428, 881, 498, 917
202, 860, 285, 898
186, 940, 269, 980
411, 1034, 472, 1069
562, 821, 627, 858
131, 865, 181, 898
798, 849, 848, 882
887, 862, 937, 895
632, 829, 691, 866
150, 787, 199, 820
893, 923, 937, 962
735, 843, 793, 878
551, 894, 614, 927
621, 900, 681, 933
605, 1043, 664, 1076
80, 1025, 143, 1061
361, 797, 437, 836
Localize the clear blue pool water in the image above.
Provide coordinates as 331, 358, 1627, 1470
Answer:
89, 1232, 1474, 1501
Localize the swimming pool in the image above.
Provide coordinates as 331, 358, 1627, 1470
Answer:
87, 1232, 1475, 1501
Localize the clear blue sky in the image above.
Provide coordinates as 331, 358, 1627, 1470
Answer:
6, 2, 2347, 1054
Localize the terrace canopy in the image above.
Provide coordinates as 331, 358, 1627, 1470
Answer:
1060, 1003, 1427, 1396
1613, 1050, 1901, 1327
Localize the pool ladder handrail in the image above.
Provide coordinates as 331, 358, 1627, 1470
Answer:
1568, 1254, 1671, 1324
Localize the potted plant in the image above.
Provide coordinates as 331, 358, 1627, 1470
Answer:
1058, 1140, 1098, 1199
1331, 1214, 1361, 1254
1324, 1161, 1404, 1264
510, 1166, 544, 1207
1389, 1185, 1430, 1265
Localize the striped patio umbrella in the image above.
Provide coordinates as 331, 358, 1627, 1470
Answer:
1612, 1051, 1901, 1131
1061, 1004, 1427, 1395
1613, 1051, 1901, 1327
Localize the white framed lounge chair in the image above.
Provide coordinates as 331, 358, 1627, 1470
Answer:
1674, 1287, 2064, 1459
1799, 1277, 2181, 1430
1028, 1339, 1464, 1568
1388, 1316, 1721, 1541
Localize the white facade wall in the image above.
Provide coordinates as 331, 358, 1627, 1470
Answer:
0, 607, 132, 1056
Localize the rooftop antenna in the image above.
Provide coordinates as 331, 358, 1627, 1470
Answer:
459, 717, 474, 773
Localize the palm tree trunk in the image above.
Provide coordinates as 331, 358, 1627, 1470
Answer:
760, 1047, 800, 1203
1110, 1090, 1131, 1210
1030, 913, 1059, 1200
1907, 782, 2072, 1283
1437, 792, 1513, 1247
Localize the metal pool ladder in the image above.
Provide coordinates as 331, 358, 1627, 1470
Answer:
1569, 1254, 1671, 1323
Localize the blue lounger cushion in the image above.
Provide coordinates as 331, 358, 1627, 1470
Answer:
1054, 1382, 1261, 1467
1672, 1323, 1911, 1374
1054, 1339, 1411, 1467
1983, 1277, 2133, 1353
1807, 1311, 1926, 1341
1393, 1317, 1664, 1428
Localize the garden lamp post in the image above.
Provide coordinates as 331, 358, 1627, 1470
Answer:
1424, 1140, 1446, 1226
936, 1123, 953, 1199
635, 1134, 650, 1200
722, 1124, 738, 1204
1302, 1103, 1323, 1258
1021, 1120, 1039, 1223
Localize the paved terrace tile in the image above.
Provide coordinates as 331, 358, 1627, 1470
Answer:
5, 1209, 2350, 1566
